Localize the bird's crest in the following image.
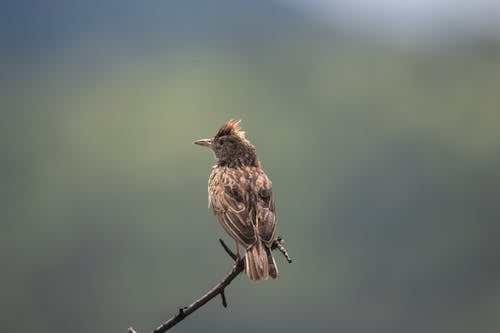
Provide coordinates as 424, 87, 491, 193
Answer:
215, 119, 245, 139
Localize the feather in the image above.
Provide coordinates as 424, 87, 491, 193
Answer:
201, 120, 279, 281
215, 119, 246, 139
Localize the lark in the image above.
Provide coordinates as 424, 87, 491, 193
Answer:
194, 120, 278, 281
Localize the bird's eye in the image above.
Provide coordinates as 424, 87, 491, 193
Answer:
216, 137, 228, 146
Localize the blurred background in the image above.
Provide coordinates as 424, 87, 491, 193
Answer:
2, 1, 500, 332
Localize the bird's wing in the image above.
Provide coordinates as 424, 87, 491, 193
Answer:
256, 172, 277, 246
209, 171, 257, 247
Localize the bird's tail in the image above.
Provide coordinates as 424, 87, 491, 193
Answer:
245, 241, 278, 281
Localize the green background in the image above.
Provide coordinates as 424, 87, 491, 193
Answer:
2, 1, 500, 332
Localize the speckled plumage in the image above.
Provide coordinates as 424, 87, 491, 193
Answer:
194, 120, 278, 281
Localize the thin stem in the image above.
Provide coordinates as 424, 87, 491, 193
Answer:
128, 237, 291, 333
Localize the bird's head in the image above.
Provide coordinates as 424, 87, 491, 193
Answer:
194, 119, 259, 167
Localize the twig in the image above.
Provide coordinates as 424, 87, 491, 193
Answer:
272, 236, 293, 263
219, 238, 237, 261
128, 237, 291, 333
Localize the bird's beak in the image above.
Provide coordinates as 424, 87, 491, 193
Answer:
193, 138, 213, 148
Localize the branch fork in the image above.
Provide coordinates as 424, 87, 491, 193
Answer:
128, 237, 292, 333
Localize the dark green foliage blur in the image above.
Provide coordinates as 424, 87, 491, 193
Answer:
2, 1, 500, 333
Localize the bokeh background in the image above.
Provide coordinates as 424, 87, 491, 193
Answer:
2, 1, 500, 332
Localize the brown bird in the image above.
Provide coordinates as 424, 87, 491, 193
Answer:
194, 119, 278, 281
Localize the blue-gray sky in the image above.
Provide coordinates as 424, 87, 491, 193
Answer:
282, 0, 500, 36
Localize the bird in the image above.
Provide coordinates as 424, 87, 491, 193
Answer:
194, 119, 278, 281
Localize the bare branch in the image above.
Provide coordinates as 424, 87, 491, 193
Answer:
219, 238, 237, 261
272, 236, 293, 263
128, 237, 291, 333
220, 289, 228, 308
